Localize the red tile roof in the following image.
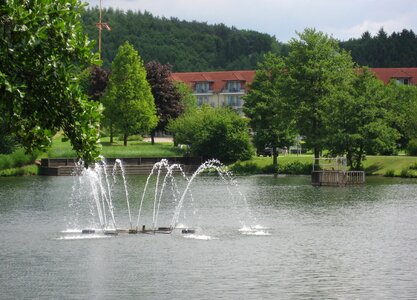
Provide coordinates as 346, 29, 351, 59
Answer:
171, 68, 417, 91
171, 70, 256, 93
370, 68, 417, 85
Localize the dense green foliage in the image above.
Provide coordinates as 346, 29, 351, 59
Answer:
168, 106, 254, 162
231, 159, 312, 175
341, 29, 417, 67
102, 42, 158, 145
244, 53, 296, 166
81, 7, 284, 71
0, 0, 102, 162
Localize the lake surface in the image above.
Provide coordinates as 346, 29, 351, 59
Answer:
1, 174, 417, 299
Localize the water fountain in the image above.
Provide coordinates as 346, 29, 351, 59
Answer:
66, 158, 264, 237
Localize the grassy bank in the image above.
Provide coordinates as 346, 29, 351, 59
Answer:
0, 134, 182, 176
230, 154, 417, 177
0, 149, 40, 176
3, 133, 417, 178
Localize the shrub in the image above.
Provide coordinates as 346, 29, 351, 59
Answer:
230, 162, 261, 175
384, 169, 395, 177
279, 161, 312, 175
407, 138, 417, 156
168, 106, 254, 163
0, 154, 13, 170
262, 164, 278, 174
0, 149, 39, 170
0, 165, 39, 176
400, 168, 411, 178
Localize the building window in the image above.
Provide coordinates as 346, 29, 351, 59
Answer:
396, 78, 410, 85
226, 95, 242, 107
195, 82, 209, 93
226, 81, 241, 92
197, 96, 209, 106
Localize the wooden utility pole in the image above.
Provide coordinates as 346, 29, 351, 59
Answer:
95, 0, 111, 60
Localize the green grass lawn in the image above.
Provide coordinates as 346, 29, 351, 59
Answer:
363, 155, 417, 176
45, 134, 183, 158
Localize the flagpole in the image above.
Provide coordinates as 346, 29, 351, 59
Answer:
98, 0, 102, 59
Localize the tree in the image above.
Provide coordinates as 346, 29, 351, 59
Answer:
88, 66, 110, 102
102, 42, 158, 145
79, 65, 109, 102
325, 68, 400, 169
282, 28, 355, 165
167, 106, 253, 163
145, 61, 184, 144
244, 53, 295, 167
0, 0, 102, 162
174, 81, 197, 113
385, 81, 417, 151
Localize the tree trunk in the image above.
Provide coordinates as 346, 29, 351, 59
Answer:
272, 146, 278, 166
314, 146, 320, 170
173, 133, 177, 147
272, 146, 279, 175
110, 122, 113, 144
347, 151, 353, 170
123, 133, 128, 146
151, 131, 155, 145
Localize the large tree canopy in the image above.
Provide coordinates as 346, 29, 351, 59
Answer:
282, 28, 355, 163
102, 41, 158, 146
244, 53, 295, 166
325, 68, 400, 169
0, 0, 101, 162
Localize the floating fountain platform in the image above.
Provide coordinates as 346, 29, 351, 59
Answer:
155, 227, 173, 234
103, 229, 118, 236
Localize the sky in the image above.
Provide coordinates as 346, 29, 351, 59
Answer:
85, 0, 417, 42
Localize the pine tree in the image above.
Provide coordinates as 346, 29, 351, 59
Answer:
102, 42, 158, 145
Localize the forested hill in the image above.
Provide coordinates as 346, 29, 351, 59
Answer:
81, 7, 285, 71
81, 8, 416, 70
340, 28, 417, 67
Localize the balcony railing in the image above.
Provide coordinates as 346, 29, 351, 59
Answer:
194, 89, 213, 95
220, 88, 244, 94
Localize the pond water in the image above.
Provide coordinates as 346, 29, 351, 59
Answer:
1, 173, 417, 299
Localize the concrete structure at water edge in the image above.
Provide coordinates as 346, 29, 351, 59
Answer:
39, 157, 203, 176
311, 157, 365, 186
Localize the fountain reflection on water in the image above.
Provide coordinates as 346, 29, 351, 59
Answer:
67, 158, 267, 237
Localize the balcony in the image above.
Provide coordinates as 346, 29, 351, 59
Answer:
220, 88, 245, 95
194, 89, 214, 95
